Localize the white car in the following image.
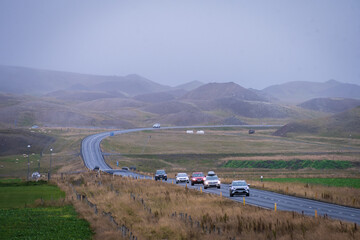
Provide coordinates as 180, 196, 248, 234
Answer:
204, 175, 221, 189
229, 180, 250, 197
176, 173, 189, 184
153, 123, 161, 128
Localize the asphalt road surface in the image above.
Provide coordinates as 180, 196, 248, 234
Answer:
81, 125, 360, 224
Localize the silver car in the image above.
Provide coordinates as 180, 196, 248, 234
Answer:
229, 180, 250, 197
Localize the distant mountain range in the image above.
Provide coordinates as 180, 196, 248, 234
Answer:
0, 65, 173, 96
1, 65, 360, 103
1, 65, 360, 129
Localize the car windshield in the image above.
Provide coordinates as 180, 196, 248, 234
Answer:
206, 176, 218, 180
193, 173, 204, 177
177, 173, 187, 177
156, 170, 165, 174
232, 181, 247, 186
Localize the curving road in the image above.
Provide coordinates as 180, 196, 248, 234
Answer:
81, 125, 360, 224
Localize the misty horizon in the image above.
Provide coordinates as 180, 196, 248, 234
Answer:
1, 0, 360, 89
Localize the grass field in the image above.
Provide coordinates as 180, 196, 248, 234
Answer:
102, 128, 360, 173
0, 180, 65, 208
0, 179, 92, 239
0, 206, 92, 239
223, 159, 353, 169
263, 178, 360, 188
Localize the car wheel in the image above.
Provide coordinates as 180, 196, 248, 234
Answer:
191, 182, 194, 186
230, 193, 233, 197
217, 186, 220, 189
204, 186, 207, 189
176, 181, 178, 184
246, 193, 250, 196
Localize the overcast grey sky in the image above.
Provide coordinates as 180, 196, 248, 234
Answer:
0, 0, 359, 89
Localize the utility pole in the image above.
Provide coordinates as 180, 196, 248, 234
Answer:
48, 148, 53, 181
27, 145, 31, 181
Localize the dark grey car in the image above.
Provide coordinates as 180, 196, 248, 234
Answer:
155, 169, 167, 181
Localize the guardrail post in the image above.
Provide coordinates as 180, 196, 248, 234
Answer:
200, 187, 202, 193
274, 203, 277, 212
315, 210, 317, 218
243, 197, 245, 206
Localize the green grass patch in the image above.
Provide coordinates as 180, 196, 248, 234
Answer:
263, 178, 360, 188
0, 180, 65, 208
0, 178, 22, 183
0, 206, 92, 239
223, 160, 353, 170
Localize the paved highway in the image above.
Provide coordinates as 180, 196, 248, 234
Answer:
81, 125, 360, 224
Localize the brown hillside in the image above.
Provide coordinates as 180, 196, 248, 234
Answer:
182, 82, 266, 102
75, 98, 145, 111
161, 110, 220, 126
0, 129, 55, 156
143, 101, 198, 115
298, 98, 360, 113
46, 90, 126, 102
273, 106, 360, 137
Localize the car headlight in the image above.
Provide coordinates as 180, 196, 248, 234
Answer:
218, 180, 221, 184
205, 181, 209, 185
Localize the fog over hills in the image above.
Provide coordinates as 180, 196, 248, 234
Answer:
174, 80, 204, 91
1, 65, 359, 129
263, 80, 360, 103
0, 65, 170, 96
298, 98, 360, 113
182, 82, 266, 102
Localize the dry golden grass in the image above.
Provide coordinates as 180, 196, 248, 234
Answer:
222, 154, 360, 162
102, 129, 360, 155
248, 180, 360, 208
56, 172, 360, 240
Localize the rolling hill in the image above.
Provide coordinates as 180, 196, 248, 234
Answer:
0, 65, 170, 96
174, 80, 204, 91
298, 98, 360, 113
182, 82, 266, 102
273, 106, 360, 137
263, 80, 360, 103
0, 129, 55, 156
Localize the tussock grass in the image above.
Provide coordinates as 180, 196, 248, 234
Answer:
249, 180, 360, 208
59, 173, 360, 239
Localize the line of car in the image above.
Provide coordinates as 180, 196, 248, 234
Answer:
155, 169, 250, 197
